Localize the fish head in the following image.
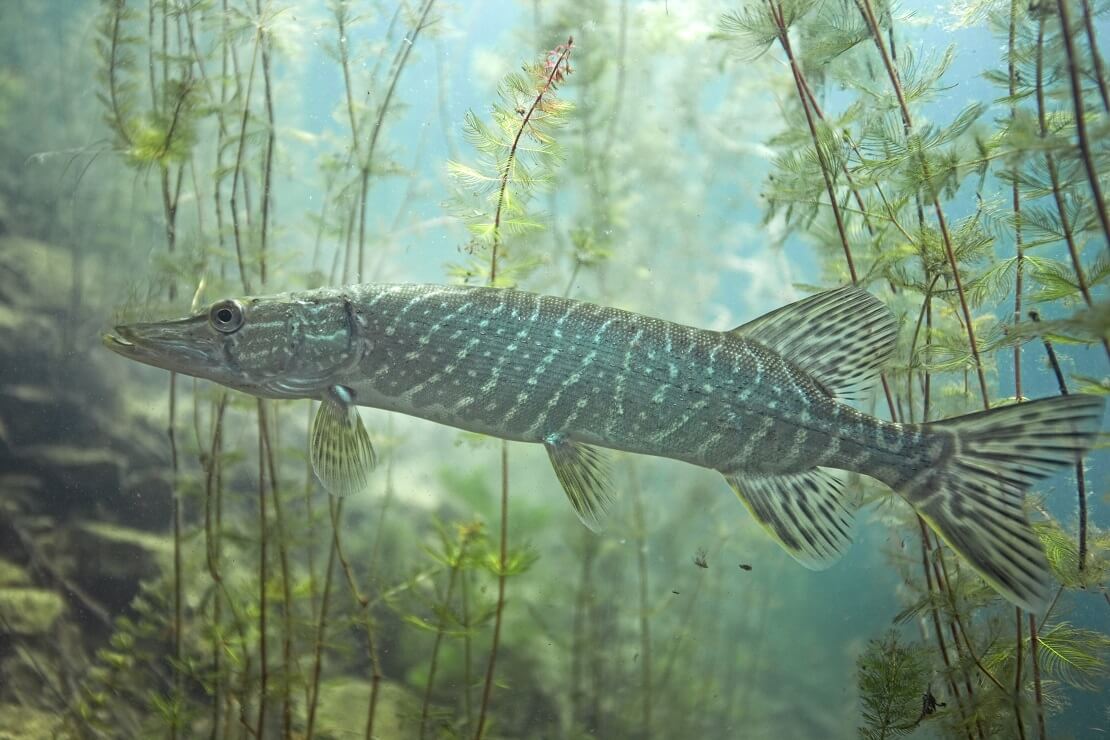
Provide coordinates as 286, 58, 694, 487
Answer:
104, 291, 363, 399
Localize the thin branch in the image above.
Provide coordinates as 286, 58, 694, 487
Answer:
1029, 310, 1089, 571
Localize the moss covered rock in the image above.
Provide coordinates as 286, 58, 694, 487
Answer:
0, 559, 28, 587
0, 588, 64, 635
0, 703, 61, 739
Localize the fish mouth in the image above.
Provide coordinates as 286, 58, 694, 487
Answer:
102, 316, 217, 374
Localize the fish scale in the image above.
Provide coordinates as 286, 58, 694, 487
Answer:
105, 281, 1105, 612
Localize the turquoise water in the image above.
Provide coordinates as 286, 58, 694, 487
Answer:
0, 1, 1107, 737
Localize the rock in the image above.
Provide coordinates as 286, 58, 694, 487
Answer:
15, 445, 123, 519
0, 703, 61, 739
0, 588, 64, 635
0, 559, 28, 587
0, 385, 94, 449
65, 521, 169, 612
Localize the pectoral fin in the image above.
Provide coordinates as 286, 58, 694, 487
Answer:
310, 385, 377, 497
724, 468, 854, 570
544, 434, 615, 532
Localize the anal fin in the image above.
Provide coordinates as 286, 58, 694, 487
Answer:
544, 434, 616, 532
724, 468, 854, 570
310, 385, 377, 497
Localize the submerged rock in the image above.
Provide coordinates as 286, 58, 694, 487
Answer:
16, 445, 124, 519
65, 521, 169, 612
0, 703, 61, 740
0, 559, 28, 587
0, 588, 64, 635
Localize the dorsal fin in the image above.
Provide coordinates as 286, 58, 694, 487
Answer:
731, 286, 896, 400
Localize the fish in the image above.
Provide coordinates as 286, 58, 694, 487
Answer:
103, 282, 1104, 611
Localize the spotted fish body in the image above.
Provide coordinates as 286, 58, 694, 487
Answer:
105, 282, 1105, 612
341, 285, 901, 473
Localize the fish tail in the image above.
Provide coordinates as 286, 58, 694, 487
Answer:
900, 394, 1103, 612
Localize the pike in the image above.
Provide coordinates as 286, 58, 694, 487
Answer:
105, 283, 1103, 611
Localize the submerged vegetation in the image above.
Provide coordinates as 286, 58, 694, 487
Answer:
0, 1, 1106, 739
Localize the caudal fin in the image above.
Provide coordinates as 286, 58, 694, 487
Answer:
906, 394, 1104, 612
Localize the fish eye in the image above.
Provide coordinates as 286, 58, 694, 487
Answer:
209, 300, 245, 333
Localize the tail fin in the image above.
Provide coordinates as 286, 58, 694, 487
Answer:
906, 394, 1104, 612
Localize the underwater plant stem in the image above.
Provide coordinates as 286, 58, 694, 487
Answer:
934, 548, 1008, 694
1009, 0, 1024, 403
169, 374, 183, 740
916, 520, 970, 732
1029, 614, 1046, 740
857, 0, 990, 410
419, 535, 470, 740
357, 0, 437, 279
461, 568, 474, 732
1080, 0, 1110, 112
304, 404, 319, 619
326, 497, 383, 739
147, 0, 158, 113
255, 412, 269, 740
369, 419, 396, 585
1015, 608, 1027, 740
305, 500, 340, 740
257, 0, 276, 287
569, 531, 595, 729
474, 441, 510, 740
203, 395, 228, 740
1006, 9, 1030, 725
490, 37, 574, 284
229, 23, 262, 294
335, 1, 361, 155
105, 0, 133, 146
630, 468, 653, 739
1033, 16, 1110, 362
258, 401, 293, 738
768, 0, 856, 284
781, 28, 903, 419
929, 552, 986, 739
1056, 0, 1110, 252
795, 65, 877, 237
1029, 310, 1089, 571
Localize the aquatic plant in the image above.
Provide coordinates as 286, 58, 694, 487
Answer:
717, 0, 1109, 736
856, 630, 932, 739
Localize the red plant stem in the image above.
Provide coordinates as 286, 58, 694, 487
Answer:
490, 38, 574, 283
767, 1, 856, 283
